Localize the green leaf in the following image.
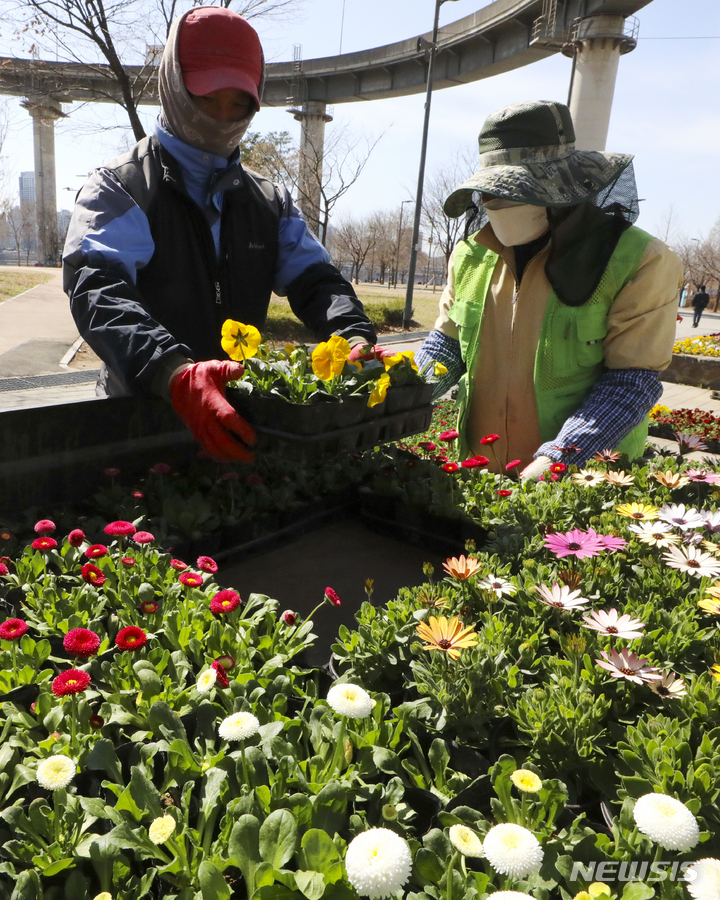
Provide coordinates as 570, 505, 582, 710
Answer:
621, 883, 656, 900
414, 847, 445, 884
229, 814, 261, 891
199, 860, 231, 900
40, 857, 75, 877
84, 738, 123, 784
295, 870, 326, 900
148, 701, 187, 743
300, 828, 342, 879
259, 808, 297, 869
11, 869, 43, 900
133, 661, 164, 699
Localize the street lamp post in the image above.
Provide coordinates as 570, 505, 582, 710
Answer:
394, 199, 413, 288
403, 0, 460, 329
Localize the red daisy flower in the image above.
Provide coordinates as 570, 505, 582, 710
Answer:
89, 714, 105, 729
52, 668, 91, 697
443, 462, 460, 473
63, 627, 101, 658
0, 618, 28, 641
115, 626, 147, 651
34, 519, 56, 535
210, 589, 241, 614
133, 531, 154, 544
215, 654, 236, 670
505, 459, 522, 471
179, 571, 203, 587
32, 537, 57, 551
131, 490, 144, 499
121, 557, 135, 567
282, 610, 297, 626
0, 563, 8, 576
197, 556, 218, 574
496, 489, 513, 497
104, 521, 136, 537
0, 530, 13, 541
85, 544, 108, 559
150, 463, 171, 474
140, 599, 159, 614
439, 429, 460, 442
480, 434, 499, 445
550, 463, 567, 474
104, 467, 121, 476
418, 441, 436, 451
68, 529, 86, 547
325, 587, 341, 607
81, 563, 106, 587
170, 559, 188, 571
211, 660, 229, 687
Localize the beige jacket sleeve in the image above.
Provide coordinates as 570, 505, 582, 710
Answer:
433, 245, 460, 340
604, 237, 683, 371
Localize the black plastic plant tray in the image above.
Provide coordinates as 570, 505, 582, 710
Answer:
252, 404, 434, 460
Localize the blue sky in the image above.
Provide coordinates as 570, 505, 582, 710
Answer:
2, 0, 719, 243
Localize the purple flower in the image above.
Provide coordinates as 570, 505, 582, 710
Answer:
543, 528, 605, 559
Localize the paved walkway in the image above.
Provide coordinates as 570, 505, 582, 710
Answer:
0, 271, 718, 417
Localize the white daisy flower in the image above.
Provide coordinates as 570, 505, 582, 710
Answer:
448, 824, 484, 857
218, 711, 260, 741
534, 582, 589, 610
686, 858, 720, 900
632, 793, 699, 851
628, 521, 680, 548
487, 893, 536, 900
649, 671, 688, 699
92, 894, 113, 900
327, 683, 373, 719
571, 469, 605, 487
344, 827, 412, 899
705, 511, 720, 533
196, 669, 217, 693
36, 755, 76, 790
581, 608, 646, 639
662, 544, 720, 578
482, 822, 544, 879
478, 575, 517, 598
148, 814, 176, 845
657, 504, 706, 531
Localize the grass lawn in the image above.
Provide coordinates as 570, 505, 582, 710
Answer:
264, 283, 442, 341
0, 270, 54, 304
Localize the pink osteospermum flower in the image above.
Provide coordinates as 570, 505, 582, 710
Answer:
657, 504, 706, 531
581, 608, 646, 639
662, 544, 720, 578
595, 648, 662, 684
675, 432, 708, 453
543, 528, 605, 559
34, 519, 56, 535
704, 511, 720, 533
595, 533, 628, 553
534, 583, 590, 610
197, 556, 218, 574
687, 469, 720, 485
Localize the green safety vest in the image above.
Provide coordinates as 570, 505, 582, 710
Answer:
448, 225, 655, 461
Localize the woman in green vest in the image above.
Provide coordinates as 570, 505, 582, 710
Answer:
416, 100, 682, 480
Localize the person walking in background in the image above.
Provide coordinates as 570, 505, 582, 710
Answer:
692, 285, 710, 327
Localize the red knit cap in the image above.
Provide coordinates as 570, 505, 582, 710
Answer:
178, 8, 262, 110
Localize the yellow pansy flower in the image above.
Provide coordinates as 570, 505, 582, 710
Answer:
433, 361, 448, 376
312, 334, 351, 380
384, 350, 418, 372
221, 320, 262, 361
367, 372, 390, 407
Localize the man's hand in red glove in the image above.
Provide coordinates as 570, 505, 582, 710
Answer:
169, 360, 256, 463
348, 343, 394, 363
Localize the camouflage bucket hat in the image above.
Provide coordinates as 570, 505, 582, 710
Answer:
444, 100, 634, 218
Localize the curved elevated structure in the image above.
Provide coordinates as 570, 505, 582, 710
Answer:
0, 0, 653, 260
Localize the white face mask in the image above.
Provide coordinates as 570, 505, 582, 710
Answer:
484, 203, 549, 247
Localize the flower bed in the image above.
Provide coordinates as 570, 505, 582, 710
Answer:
649, 405, 720, 453
5, 409, 720, 898
673, 334, 720, 358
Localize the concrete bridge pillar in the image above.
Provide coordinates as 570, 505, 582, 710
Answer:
291, 100, 333, 240
21, 97, 65, 266
567, 15, 634, 151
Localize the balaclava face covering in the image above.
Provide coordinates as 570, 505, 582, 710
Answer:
158, 10, 262, 159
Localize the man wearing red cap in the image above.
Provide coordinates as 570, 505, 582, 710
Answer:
63, 8, 377, 463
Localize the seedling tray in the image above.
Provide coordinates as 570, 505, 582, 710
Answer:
250, 404, 434, 460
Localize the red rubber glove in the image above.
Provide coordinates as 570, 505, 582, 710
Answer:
348, 343, 395, 363
169, 360, 256, 463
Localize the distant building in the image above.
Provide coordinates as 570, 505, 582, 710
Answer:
19, 171, 35, 206
57, 209, 72, 233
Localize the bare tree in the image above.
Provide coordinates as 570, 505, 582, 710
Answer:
10, 0, 305, 141
239, 130, 298, 184
330, 214, 377, 284
421, 145, 477, 270
654, 204, 680, 245
1, 202, 36, 265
